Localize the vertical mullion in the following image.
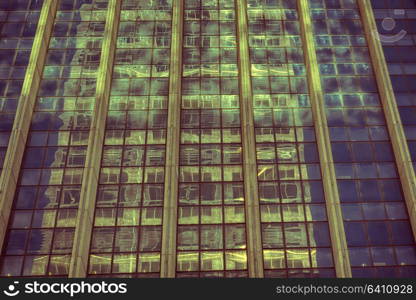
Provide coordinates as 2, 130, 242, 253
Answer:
357, 0, 416, 241
297, 0, 352, 278
161, 0, 184, 278
235, 0, 264, 278
68, 0, 121, 277
0, 0, 58, 253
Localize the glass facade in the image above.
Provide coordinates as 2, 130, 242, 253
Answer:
177, 0, 247, 278
0, 0, 415, 278
310, 0, 416, 277
371, 0, 416, 171
87, 0, 172, 278
0, 0, 108, 277
248, 0, 335, 278
0, 0, 43, 176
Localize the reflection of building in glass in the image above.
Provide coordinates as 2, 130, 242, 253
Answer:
1, 0, 107, 277
0, 0, 44, 177
0, 0, 415, 278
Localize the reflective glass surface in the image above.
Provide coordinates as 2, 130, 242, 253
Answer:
0, 0, 43, 177
0, 0, 108, 277
87, 0, 172, 278
249, 0, 335, 278
310, 0, 416, 277
0, 0, 415, 279
371, 0, 416, 174
176, 0, 248, 278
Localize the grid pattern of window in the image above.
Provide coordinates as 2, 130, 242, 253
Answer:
0, 0, 43, 177
371, 0, 416, 172
249, 0, 335, 278
310, 0, 416, 277
176, 0, 248, 278
0, 0, 108, 277
1, 0, 416, 279
86, 0, 172, 278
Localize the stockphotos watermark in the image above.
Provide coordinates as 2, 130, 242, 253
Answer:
372, 9, 407, 43
2, 281, 127, 297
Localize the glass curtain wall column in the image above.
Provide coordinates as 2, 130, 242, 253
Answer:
0, 0, 108, 277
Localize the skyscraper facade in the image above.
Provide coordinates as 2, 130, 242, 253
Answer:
0, 0, 415, 278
